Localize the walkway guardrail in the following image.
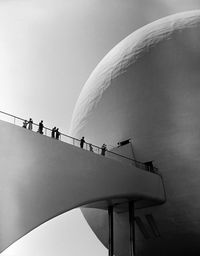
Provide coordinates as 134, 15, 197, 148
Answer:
0, 110, 159, 174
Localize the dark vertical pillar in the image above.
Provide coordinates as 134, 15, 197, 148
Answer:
129, 201, 135, 256
130, 140, 136, 160
108, 206, 114, 256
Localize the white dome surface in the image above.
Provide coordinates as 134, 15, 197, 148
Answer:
70, 10, 200, 147
70, 10, 200, 256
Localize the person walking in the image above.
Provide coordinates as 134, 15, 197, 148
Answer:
38, 120, 44, 134
101, 144, 107, 156
80, 137, 85, 149
55, 128, 60, 140
28, 118, 33, 130
51, 127, 56, 138
22, 120, 28, 128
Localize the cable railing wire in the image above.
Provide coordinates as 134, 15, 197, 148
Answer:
0, 110, 159, 174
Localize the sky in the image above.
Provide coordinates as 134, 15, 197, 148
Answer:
0, 0, 200, 256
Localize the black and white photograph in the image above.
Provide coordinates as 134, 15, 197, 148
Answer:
1, 1, 200, 256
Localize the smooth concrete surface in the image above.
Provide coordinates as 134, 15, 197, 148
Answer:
70, 11, 200, 256
0, 120, 164, 252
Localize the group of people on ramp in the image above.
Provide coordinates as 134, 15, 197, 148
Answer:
80, 136, 107, 156
22, 119, 107, 156
22, 118, 60, 139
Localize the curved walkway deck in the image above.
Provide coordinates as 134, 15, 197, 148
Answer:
0, 119, 165, 253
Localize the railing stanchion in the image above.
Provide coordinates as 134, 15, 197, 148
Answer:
14, 117, 16, 125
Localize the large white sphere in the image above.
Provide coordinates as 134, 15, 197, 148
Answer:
70, 10, 200, 256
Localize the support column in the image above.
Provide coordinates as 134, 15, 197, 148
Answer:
108, 206, 114, 256
129, 201, 135, 256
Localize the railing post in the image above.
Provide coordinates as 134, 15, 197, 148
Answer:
108, 206, 114, 256
14, 117, 16, 125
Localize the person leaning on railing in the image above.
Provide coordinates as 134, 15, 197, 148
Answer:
22, 120, 28, 128
101, 144, 107, 156
55, 128, 60, 140
51, 127, 56, 138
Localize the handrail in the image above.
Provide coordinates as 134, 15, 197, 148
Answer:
0, 110, 159, 174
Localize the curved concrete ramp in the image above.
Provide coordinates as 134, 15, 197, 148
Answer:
0, 120, 164, 252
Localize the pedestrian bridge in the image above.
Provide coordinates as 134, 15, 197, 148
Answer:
0, 114, 165, 254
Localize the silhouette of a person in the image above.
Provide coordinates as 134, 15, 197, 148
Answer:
51, 127, 56, 138
89, 144, 93, 152
101, 144, 107, 156
55, 128, 60, 140
28, 118, 33, 130
22, 120, 28, 128
38, 120, 44, 134
80, 137, 85, 148
144, 161, 154, 172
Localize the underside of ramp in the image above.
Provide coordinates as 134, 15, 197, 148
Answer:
0, 120, 165, 252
